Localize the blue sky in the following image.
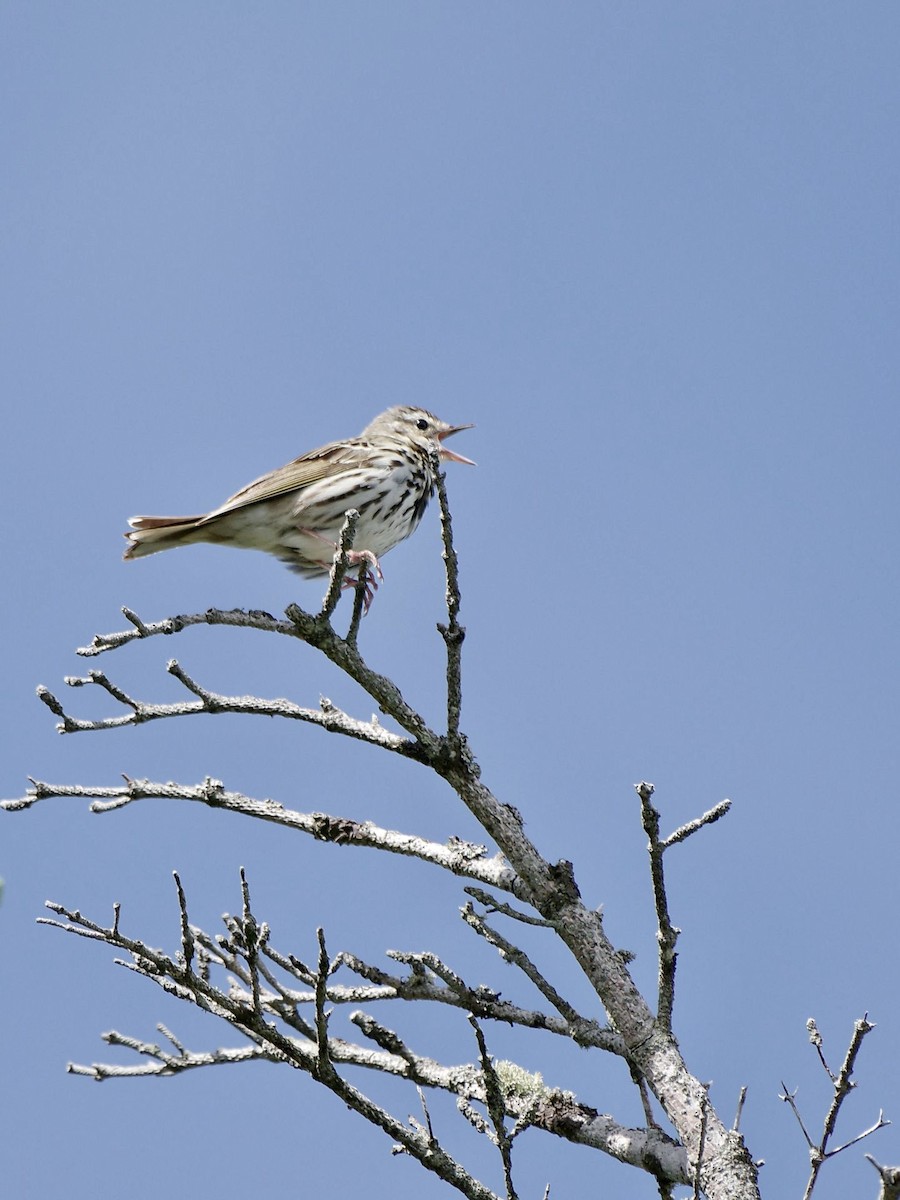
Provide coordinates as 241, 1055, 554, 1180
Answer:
2, 5, 899, 1198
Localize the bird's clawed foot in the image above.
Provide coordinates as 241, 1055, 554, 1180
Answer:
342, 550, 384, 613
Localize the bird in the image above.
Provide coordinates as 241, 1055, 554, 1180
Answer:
123, 406, 474, 600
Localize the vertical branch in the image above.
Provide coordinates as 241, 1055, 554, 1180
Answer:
781, 1016, 886, 1200
469, 1015, 518, 1200
319, 509, 360, 621
315, 927, 334, 1080
816, 1015, 875, 1150
434, 458, 465, 743
316, 507, 368, 644
692, 1089, 710, 1200
240, 868, 262, 1015
346, 575, 368, 646
733, 1087, 748, 1132
636, 782, 679, 1030
173, 871, 194, 974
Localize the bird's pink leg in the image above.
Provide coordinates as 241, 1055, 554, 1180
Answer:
342, 551, 383, 613
302, 527, 385, 612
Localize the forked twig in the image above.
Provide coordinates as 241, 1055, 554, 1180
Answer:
781, 1016, 889, 1200
636, 782, 731, 1032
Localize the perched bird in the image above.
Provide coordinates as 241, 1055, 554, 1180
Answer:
124, 406, 474, 596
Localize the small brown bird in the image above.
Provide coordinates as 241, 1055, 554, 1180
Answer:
124, 406, 474, 593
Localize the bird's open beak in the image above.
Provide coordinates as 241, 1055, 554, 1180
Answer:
438, 423, 476, 466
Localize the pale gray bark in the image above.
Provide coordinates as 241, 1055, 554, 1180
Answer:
4, 470, 888, 1198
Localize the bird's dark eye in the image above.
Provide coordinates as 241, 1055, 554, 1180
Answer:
415, 418, 429, 431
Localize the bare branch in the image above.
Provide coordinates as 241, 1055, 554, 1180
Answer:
782, 1016, 888, 1200
660, 800, 732, 849
315, 928, 335, 1080
463, 888, 552, 928
339, 949, 626, 1055
405, 1087, 439, 1156
283, 601, 442, 748
173, 871, 194, 974
692, 1089, 710, 1200
68, 1035, 274, 1080
8, 483, 766, 1198
28, 667, 429, 759
74, 596, 443, 753
635, 782, 679, 1031
635, 782, 732, 1035
46, 887, 690, 1192
827, 1110, 890, 1156
346, 570, 368, 646
27, 743, 744, 1191
470, 1015, 519, 1200
631, 1066, 660, 1130
78, 605, 298, 658
733, 1086, 748, 1133
460, 902, 591, 1036
3, 775, 520, 887
434, 460, 465, 743
318, 509, 360, 620
39, 895, 504, 1198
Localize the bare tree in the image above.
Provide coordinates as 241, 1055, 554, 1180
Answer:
2, 466, 890, 1199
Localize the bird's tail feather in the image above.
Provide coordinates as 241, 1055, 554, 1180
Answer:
123, 515, 205, 560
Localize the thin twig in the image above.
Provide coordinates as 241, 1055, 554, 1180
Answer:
240, 869, 263, 1015
409, 1086, 437, 1149
284, 601, 442, 747
692, 1090, 709, 1200
319, 509, 360, 620
78, 606, 297, 658
27, 671, 433, 758
39, 894, 689, 1183
460, 903, 589, 1034
346, 571, 368, 645
782, 1016, 887, 1200
342, 949, 625, 1053
733, 1086, 748, 1132
173, 872, 194, 973
661, 801, 732, 849
635, 782, 679, 1030
434, 460, 465, 743
463, 888, 552, 927
780, 1082, 816, 1149
470, 1015, 518, 1200
636, 783, 732, 1032
315, 928, 334, 1080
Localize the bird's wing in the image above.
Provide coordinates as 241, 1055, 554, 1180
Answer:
198, 438, 370, 524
